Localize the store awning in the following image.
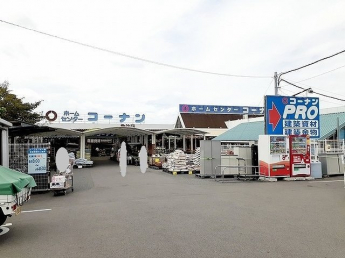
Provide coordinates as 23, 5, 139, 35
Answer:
9, 122, 57, 137
155, 128, 208, 136
83, 126, 154, 137
27, 127, 82, 138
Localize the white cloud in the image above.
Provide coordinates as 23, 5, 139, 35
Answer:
1, 0, 345, 124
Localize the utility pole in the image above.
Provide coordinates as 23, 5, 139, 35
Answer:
274, 72, 278, 95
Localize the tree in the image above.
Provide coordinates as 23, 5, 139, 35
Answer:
0, 81, 43, 124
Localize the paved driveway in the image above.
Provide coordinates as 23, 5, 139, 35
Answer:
1, 158, 345, 258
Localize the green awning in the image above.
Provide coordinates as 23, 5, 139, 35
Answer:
0, 166, 37, 195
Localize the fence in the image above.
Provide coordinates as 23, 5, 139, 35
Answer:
9, 143, 52, 192
310, 139, 345, 162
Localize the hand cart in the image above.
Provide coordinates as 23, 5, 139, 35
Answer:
50, 165, 74, 196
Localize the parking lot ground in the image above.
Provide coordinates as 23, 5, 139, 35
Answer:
1, 158, 345, 258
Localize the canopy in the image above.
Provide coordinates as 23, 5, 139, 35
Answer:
0, 166, 37, 195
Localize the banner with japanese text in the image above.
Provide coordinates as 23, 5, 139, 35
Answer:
28, 148, 48, 174
264, 95, 320, 138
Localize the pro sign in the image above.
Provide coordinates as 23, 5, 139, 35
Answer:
264, 95, 320, 138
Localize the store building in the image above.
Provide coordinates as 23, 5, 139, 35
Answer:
174, 104, 264, 147
0, 118, 12, 167
213, 107, 345, 143
30, 104, 264, 157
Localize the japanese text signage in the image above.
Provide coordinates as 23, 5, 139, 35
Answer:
179, 104, 264, 115
28, 148, 47, 174
45, 110, 145, 124
264, 95, 320, 138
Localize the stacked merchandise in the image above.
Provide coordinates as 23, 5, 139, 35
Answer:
149, 154, 164, 168
162, 148, 201, 173
185, 154, 195, 172
163, 150, 188, 172
75, 150, 93, 167
193, 147, 201, 172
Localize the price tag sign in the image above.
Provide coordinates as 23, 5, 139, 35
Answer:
28, 148, 47, 174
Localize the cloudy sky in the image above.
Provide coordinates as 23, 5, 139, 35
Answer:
1, 0, 345, 124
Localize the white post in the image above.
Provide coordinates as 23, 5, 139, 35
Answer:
191, 134, 194, 153
80, 134, 86, 159
183, 135, 186, 151
1, 129, 9, 167
174, 136, 177, 150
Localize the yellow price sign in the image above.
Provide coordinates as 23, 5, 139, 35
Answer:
173, 171, 177, 175
189, 171, 193, 175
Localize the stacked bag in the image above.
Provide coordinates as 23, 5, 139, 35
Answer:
192, 147, 201, 171
162, 149, 201, 172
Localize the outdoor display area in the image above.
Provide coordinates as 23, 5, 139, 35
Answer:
8, 143, 52, 191
2, 95, 345, 194
5, 133, 344, 198
149, 138, 345, 181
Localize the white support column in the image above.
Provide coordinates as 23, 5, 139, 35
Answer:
168, 136, 171, 150
80, 134, 86, 159
183, 135, 186, 151
191, 134, 194, 153
1, 129, 9, 167
174, 136, 177, 150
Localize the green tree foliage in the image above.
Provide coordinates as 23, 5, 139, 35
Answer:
0, 81, 43, 124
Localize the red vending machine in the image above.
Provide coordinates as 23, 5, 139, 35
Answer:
289, 135, 311, 177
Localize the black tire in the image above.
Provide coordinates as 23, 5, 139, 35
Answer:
0, 210, 7, 226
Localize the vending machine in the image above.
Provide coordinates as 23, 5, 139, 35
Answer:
258, 135, 290, 177
289, 135, 311, 177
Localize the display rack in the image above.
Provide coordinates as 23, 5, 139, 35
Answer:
9, 143, 51, 192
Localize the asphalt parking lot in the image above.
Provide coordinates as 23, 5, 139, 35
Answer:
1, 158, 345, 258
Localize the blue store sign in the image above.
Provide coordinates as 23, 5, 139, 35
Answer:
179, 104, 264, 115
264, 95, 320, 138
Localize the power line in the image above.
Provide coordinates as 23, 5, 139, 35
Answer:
280, 79, 304, 90
0, 19, 271, 79
278, 49, 345, 82
296, 64, 345, 83
280, 79, 345, 102
280, 87, 342, 105
293, 80, 345, 99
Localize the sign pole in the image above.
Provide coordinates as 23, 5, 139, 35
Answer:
274, 72, 278, 95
